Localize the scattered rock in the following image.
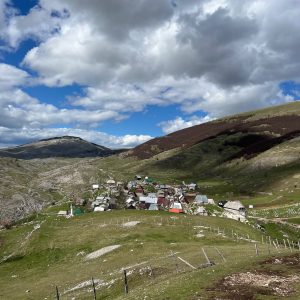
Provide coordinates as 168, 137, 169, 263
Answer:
196, 233, 205, 238
122, 221, 140, 227
85, 245, 121, 260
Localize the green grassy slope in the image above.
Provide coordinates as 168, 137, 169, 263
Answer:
1, 210, 299, 299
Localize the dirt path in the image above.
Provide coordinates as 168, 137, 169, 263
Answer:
249, 216, 300, 229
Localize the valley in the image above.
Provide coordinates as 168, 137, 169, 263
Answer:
0, 102, 300, 299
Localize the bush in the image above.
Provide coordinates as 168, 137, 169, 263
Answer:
0, 218, 13, 229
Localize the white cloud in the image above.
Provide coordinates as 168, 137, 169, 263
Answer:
0, 63, 29, 88
19, 0, 299, 117
0, 127, 152, 149
0, 0, 299, 149
159, 115, 214, 134
6, 5, 64, 48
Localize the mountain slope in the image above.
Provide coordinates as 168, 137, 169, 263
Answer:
129, 102, 300, 159
125, 101, 300, 204
0, 136, 119, 159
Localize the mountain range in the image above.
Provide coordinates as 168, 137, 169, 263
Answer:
0, 101, 299, 222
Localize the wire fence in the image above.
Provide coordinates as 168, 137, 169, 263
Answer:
48, 215, 300, 300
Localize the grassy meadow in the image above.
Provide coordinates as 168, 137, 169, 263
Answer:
0, 209, 299, 299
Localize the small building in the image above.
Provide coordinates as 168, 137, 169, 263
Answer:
157, 190, 165, 197
184, 193, 197, 204
75, 198, 86, 206
195, 206, 207, 216
188, 183, 197, 191
91, 196, 110, 211
57, 210, 68, 217
92, 184, 99, 190
194, 195, 208, 204
106, 179, 116, 186
135, 186, 144, 197
149, 203, 159, 210
224, 201, 246, 216
144, 177, 154, 184
157, 197, 170, 209
139, 193, 158, 204
126, 197, 136, 209
108, 198, 117, 209
169, 202, 183, 213
94, 206, 106, 212
207, 198, 215, 205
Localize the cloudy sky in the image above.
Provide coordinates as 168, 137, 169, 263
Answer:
0, 0, 299, 148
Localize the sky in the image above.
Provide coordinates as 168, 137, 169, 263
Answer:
0, 0, 299, 149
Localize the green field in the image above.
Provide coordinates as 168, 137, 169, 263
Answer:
1, 210, 300, 299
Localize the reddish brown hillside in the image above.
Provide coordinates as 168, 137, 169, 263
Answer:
130, 114, 300, 159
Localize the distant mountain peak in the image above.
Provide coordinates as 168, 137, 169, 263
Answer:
0, 136, 120, 159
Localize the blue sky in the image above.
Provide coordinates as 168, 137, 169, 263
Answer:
0, 0, 299, 148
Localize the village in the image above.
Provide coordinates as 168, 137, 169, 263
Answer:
58, 175, 247, 223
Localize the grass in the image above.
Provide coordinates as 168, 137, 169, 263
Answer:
284, 218, 300, 225
0, 211, 292, 299
1, 209, 294, 300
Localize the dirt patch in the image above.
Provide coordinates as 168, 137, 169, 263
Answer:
261, 253, 300, 270
208, 269, 300, 299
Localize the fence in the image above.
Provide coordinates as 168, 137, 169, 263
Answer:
50, 214, 300, 299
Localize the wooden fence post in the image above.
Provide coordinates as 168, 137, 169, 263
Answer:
202, 248, 211, 265
287, 239, 292, 252
123, 269, 129, 294
273, 241, 279, 252
284, 239, 287, 249
177, 256, 197, 270
171, 250, 179, 273
55, 286, 60, 300
149, 265, 154, 278
255, 243, 259, 256
214, 247, 226, 262
92, 277, 97, 300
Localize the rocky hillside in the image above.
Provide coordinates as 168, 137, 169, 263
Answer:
0, 136, 119, 159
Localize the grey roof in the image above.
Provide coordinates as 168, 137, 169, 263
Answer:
195, 195, 208, 203
224, 201, 245, 210
148, 204, 159, 210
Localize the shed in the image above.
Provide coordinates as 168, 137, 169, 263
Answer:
94, 206, 106, 212
195, 206, 207, 216
184, 193, 197, 203
195, 195, 208, 204
224, 201, 246, 216
169, 202, 183, 213
92, 184, 99, 190
188, 183, 197, 191
139, 194, 158, 204
106, 179, 116, 185
58, 210, 68, 217
149, 204, 159, 210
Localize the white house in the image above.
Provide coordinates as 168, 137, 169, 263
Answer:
92, 184, 99, 190
224, 201, 246, 216
139, 193, 158, 204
